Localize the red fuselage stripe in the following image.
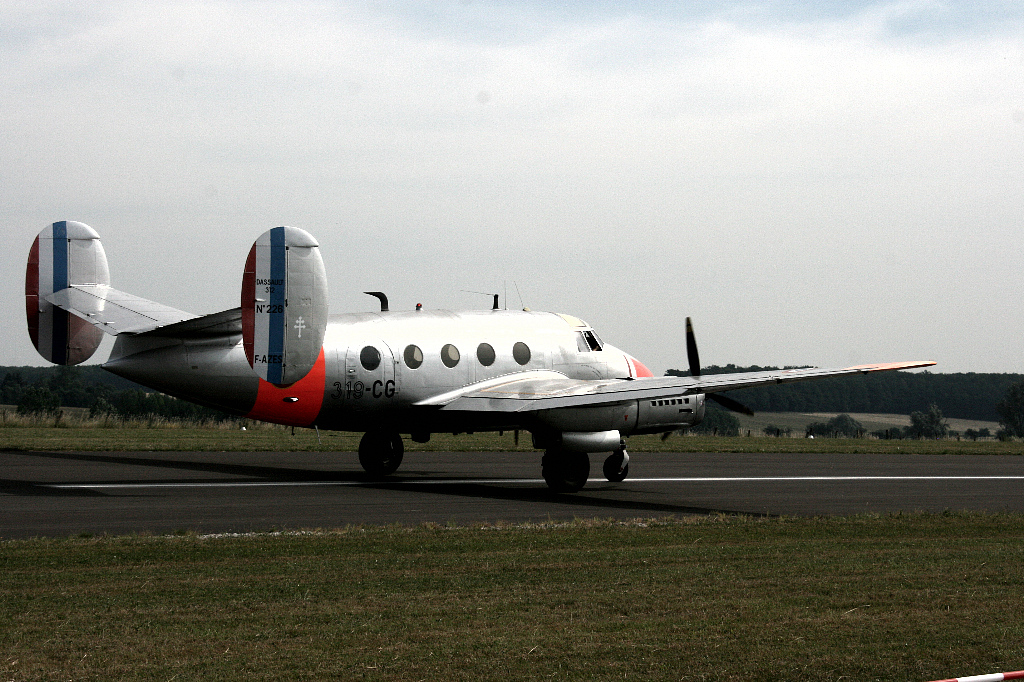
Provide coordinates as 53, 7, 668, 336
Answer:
245, 347, 326, 427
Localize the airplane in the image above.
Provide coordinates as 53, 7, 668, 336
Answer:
25, 221, 935, 492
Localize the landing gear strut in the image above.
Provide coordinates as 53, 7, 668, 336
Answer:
358, 430, 404, 476
542, 450, 591, 493
602, 446, 630, 482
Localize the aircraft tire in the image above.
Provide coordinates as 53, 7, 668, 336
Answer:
603, 450, 629, 482
358, 430, 404, 477
542, 450, 590, 493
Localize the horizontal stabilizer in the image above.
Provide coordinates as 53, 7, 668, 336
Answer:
132, 307, 241, 339
46, 285, 197, 335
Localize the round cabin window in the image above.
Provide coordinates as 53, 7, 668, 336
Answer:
513, 342, 531, 366
404, 344, 423, 369
441, 344, 461, 368
360, 346, 381, 371
476, 343, 496, 367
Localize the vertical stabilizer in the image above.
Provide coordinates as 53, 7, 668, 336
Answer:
241, 226, 328, 386
26, 221, 109, 365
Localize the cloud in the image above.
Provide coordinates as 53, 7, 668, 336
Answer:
2, 1, 1022, 373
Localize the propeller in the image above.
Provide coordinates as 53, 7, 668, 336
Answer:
685, 317, 754, 417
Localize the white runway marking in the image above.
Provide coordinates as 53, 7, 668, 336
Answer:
44, 475, 1024, 490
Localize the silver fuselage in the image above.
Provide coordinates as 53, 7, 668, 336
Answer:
104, 308, 705, 436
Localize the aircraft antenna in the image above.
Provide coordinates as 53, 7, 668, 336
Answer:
364, 291, 389, 312
514, 281, 526, 311
460, 290, 500, 310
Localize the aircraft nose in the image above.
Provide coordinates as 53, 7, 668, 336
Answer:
626, 354, 654, 378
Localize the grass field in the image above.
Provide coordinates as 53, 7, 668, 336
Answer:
1, 422, 1021, 455
3, 416, 1022, 680
2, 514, 1023, 681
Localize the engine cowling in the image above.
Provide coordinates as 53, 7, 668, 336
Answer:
241, 226, 328, 386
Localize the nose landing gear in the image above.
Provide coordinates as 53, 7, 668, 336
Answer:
602, 446, 629, 483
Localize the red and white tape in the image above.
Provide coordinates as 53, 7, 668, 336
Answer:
928, 671, 1024, 682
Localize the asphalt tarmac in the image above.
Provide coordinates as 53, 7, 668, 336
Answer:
2, 449, 1024, 539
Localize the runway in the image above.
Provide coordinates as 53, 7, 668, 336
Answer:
3, 449, 1024, 538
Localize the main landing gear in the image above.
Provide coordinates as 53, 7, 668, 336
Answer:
542, 450, 591, 493
358, 430, 404, 476
542, 442, 630, 493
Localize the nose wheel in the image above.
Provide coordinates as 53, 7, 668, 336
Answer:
603, 447, 629, 482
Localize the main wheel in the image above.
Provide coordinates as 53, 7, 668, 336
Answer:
358, 430, 404, 476
603, 449, 630, 482
542, 450, 590, 493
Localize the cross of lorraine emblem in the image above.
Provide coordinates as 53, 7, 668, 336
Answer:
294, 316, 306, 338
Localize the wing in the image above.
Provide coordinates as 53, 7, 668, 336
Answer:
414, 361, 936, 413
45, 284, 197, 335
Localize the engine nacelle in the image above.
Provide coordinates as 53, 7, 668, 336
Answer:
241, 226, 328, 386
633, 393, 705, 433
560, 430, 622, 453
25, 221, 108, 365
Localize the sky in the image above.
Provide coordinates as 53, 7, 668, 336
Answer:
2, 1, 1022, 375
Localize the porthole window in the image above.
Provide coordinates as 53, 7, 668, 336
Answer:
513, 341, 531, 365
404, 344, 423, 369
476, 343, 496, 366
441, 343, 461, 368
360, 345, 381, 371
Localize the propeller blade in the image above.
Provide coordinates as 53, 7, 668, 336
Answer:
685, 317, 754, 416
685, 316, 701, 377
709, 393, 755, 416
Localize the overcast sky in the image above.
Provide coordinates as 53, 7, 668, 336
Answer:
2, 1, 1022, 375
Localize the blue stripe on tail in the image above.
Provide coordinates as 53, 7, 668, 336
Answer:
52, 221, 68, 291
266, 227, 286, 384
50, 221, 69, 364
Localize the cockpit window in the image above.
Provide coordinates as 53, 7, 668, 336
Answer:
582, 330, 603, 351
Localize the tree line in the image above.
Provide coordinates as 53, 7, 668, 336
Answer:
3, 364, 1022, 438
1, 365, 228, 422
665, 366, 1022, 422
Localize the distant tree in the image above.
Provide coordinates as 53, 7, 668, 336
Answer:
690, 403, 740, 437
89, 397, 114, 418
806, 414, 865, 438
996, 380, 1024, 438
16, 386, 60, 415
1, 371, 26, 404
964, 428, 991, 441
908, 404, 948, 439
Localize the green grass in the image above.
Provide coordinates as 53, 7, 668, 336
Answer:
1, 423, 1022, 455
2, 514, 1023, 680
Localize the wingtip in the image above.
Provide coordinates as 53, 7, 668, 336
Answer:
845, 360, 937, 372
